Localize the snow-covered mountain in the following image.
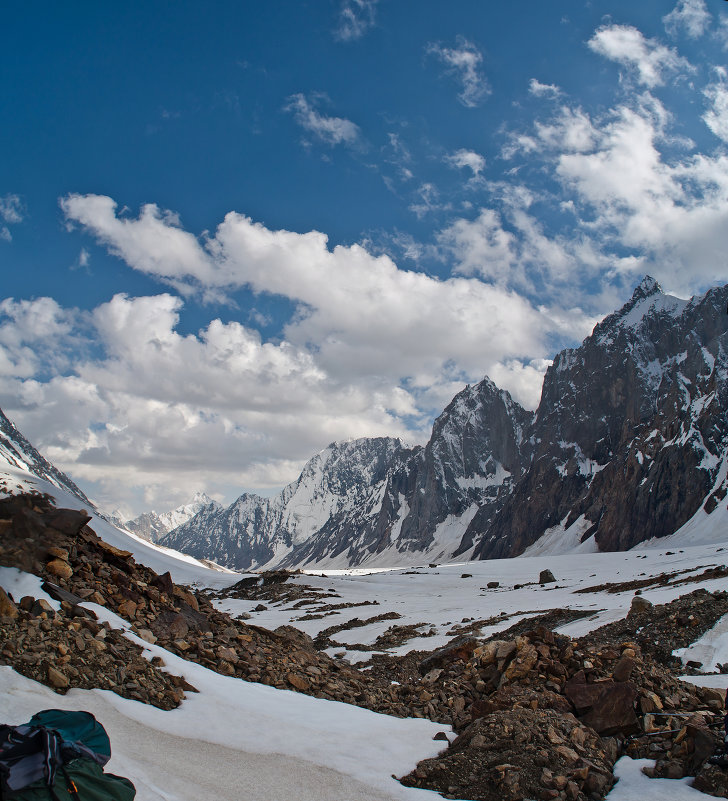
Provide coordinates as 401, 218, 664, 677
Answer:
160, 377, 532, 570
0, 407, 94, 509
164, 277, 728, 570
121, 492, 222, 542
467, 276, 728, 559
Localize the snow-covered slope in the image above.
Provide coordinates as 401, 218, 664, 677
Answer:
0, 462, 238, 588
0, 407, 94, 508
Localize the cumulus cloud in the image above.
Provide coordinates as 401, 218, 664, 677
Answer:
427, 37, 490, 107
284, 93, 361, 148
0, 194, 24, 242
0, 297, 82, 378
663, 0, 711, 39
588, 24, 693, 87
515, 92, 728, 295
334, 0, 378, 41
528, 79, 562, 98
445, 148, 486, 176
44, 191, 602, 512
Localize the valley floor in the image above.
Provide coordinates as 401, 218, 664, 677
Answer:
3, 468, 728, 800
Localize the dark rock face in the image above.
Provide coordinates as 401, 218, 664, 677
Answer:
468, 277, 728, 559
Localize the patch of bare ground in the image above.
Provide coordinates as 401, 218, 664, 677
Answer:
574, 564, 728, 595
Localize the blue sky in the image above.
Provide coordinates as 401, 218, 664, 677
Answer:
2, 1, 728, 516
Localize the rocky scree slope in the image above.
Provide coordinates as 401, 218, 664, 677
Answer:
164, 277, 728, 569
3, 494, 728, 800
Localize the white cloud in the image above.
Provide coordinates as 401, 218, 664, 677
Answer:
0, 194, 24, 242
444, 148, 486, 176
284, 94, 361, 147
334, 0, 378, 42
47, 191, 595, 511
663, 0, 711, 39
704, 76, 728, 143
438, 208, 517, 283
534, 107, 597, 153
408, 183, 451, 218
549, 94, 728, 295
0, 297, 81, 378
427, 37, 490, 107
588, 24, 693, 87
528, 79, 562, 98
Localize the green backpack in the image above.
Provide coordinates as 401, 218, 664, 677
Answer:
0, 709, 135, 801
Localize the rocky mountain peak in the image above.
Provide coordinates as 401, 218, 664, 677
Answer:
634, 274, 662, 299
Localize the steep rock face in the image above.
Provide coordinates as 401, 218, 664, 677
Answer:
395, 378, 532, 557
0, 407, 94, 508
468, 278, 728, 558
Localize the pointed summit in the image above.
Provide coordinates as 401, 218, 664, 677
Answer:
632, 275, 662, 300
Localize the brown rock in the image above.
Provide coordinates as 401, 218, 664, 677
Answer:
46, 546, 70, 561
418, 636, 479, 675
152, 571, 175, 596
46, 559, 73, 579
173, 586, 199, 611
47, 665, 70, 689
43, 508, 91, 535
117, 599, 138, 619
502, 642, 538, 682
287, 672, 311, 691
612, 655, 635, 682
0, 587, 18, 619
152, 611, 189, 640
580, 683, 639, 736
628, 596, 653, 615
217, 646, 238, 663
555, 746, 580, 764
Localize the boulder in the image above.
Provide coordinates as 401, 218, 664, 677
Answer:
0, 587, 18, 619
628, 595, 653, 615
418, 636, 480, 675
46, 559, 73, 580
539, 569, 556, 584
579, 683, 639, 736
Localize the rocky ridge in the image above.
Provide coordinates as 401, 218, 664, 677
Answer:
3, 493, 728, 799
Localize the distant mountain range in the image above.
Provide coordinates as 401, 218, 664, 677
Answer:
160, 277, 728, 570
116, 493, 221, 543
2, 277, 727, 571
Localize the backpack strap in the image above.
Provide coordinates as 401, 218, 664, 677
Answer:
58, 766, 81, 801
